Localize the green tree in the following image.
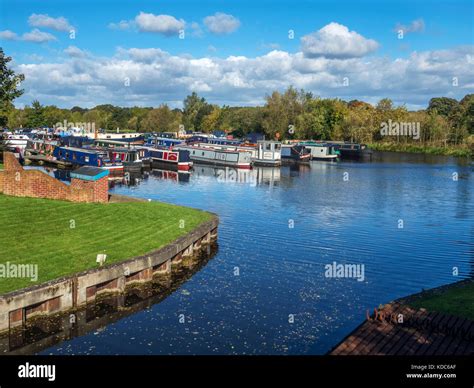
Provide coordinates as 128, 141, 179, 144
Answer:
25, 100, 46, 127
0, 47, 25, 127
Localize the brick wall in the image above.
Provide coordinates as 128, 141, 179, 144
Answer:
1, 152, 109, 203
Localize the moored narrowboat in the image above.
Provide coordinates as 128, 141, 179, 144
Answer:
52, 146, 124, 173
336, 143, 373, 160
253, 141, 282, 166
281, 145, 311, 164
139, 146, 193, 171
174, 144, 252, 169
298, 141, 339, 161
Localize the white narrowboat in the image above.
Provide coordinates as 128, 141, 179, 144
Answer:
299, 142, 339, 161
253, 141, 282, 166
175, 145, 252, 169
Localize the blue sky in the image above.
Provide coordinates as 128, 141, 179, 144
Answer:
0, 0, 473, 109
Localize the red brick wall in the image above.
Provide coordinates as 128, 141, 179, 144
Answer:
1, 152, 109, 203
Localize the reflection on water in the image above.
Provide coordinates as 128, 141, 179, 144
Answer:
0, 244, 217, 355
20, 151, 474, 354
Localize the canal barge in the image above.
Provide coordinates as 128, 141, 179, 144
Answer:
253, 141, 282, 166
336, 143, 373, 160
281, 144, 311, 164
298, 141, 339, 161
52, 146, 124, 173
174, 144, 252, 169
138, 146, 193, 171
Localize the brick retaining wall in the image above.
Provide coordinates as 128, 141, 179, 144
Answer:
0, 152, 108, 203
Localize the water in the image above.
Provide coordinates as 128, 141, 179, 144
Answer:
35, 152, 473, 355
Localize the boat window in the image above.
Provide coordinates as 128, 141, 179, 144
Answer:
265, 143, 271, 151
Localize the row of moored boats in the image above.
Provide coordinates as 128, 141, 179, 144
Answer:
1, 129, 373, 175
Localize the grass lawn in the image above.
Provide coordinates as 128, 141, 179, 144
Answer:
0, 194, 212, 295
408, 281, 474, 321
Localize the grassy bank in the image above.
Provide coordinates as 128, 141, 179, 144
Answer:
0, 194, 212, 294
408, 281, 474, 321
368, 143, 472, 158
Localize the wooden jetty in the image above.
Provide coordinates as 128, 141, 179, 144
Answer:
329, 302, 474, 355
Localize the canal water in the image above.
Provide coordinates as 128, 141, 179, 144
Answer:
38, 152, 473, 355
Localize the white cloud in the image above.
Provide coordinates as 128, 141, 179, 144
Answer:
28, 13, 73, 32
301, 22, 379, 58
0, 30, 18, 40
108, 20, 132, 30
64, 46, 88, 58
22, 29, 57, 43
204, 12, 240, 35
14, 45, 474, 110
135, 12, 185, 36
395, 19, 425, 34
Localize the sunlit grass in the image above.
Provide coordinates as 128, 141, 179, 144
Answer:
0, 194, 212, 294
409, 281, 474, 320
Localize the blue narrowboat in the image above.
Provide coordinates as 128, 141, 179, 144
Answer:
139, 146, 192, 171
53, 146, 124, 173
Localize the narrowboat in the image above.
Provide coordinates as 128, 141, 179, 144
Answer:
281, 145, 311, 164
145, 137, 183, 148
174, 144, 252, 169
91, 141, 152, 171
3, 134, 29, 152
139, 146, 193, 171
336, 143, 373, 160
103, 148, 149, 172
88, 132, 144, 144
298, 141, 339, 161
187, 135, 242, 147
253, 141, 282, 166
52, 146, 124, 173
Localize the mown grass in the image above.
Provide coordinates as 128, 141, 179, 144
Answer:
409, 282, 474, 321
0, 194, 212, 294
368, 143, 472, 158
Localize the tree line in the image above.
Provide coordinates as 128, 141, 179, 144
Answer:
1, 48, 473, 150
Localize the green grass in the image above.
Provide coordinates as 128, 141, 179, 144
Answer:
368, 143, 472, 158
0, 163, 3, 169
409, 282, 474, 320
0, 194, 212, 294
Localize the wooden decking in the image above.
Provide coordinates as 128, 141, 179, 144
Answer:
330, 303, 474, 355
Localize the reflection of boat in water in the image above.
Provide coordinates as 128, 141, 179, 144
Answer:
0, 243, 218, 355
192, 165, 281, 186
151, 168, 190, 183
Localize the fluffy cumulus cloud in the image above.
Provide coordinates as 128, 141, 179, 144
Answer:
301, 22, 379, 58
204, 12, 240, 35
135, 12, 185, 35
22, 29, 57, 43
28, 13, 73, 32
14, 43, 474, 109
